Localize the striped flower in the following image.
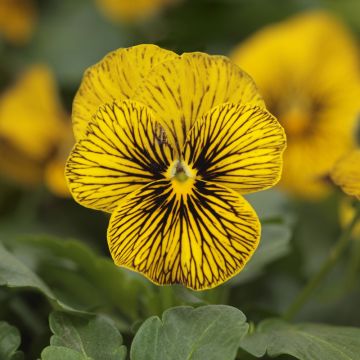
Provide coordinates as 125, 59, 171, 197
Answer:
66, 44, 286, 290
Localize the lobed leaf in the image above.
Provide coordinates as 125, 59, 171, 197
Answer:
41, 312, 126, 360
130, 305, 248, 360
0, 321, 23, 360
240, 318, 360, 360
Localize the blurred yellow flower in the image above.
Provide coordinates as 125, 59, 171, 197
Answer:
0, 65, 72, 196
95, 0, 175, 23
66, 44, 286, 290
332, 149, 360, 200
44, 124, 74, 198
231, 11, 360, 198
0, 0, 36, 44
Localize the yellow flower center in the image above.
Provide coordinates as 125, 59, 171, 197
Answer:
281, 105, 311, 138
167, 160, 196, 181
166, 160, 197, 194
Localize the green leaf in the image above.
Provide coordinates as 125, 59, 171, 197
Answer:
245, 189, 293, 224
2, 236, 155, 322
0, 241, 73, 311
230, 223, 291, 286
0, 321, 23, 360
41, 347, 85, 360
41, 312, 126, 360
240, 318, 360, 360
130, 305, 248, 360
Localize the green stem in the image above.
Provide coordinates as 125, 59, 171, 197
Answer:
283, 201, 360, 321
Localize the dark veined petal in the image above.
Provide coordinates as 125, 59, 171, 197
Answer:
134, 52, 264, 152
73, 44, 177, 140
65, 100, 174, 213
183, 103, 286, 194
108, 179, 260, 290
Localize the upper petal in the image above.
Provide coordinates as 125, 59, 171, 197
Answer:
331, 150, 360, 200
72, 44, 177, 140
134, 52, 264, 151
108, 178, 260, 290
183, 103, 286, 194
66, 100, 175, 213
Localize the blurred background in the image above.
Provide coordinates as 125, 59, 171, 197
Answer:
1, 0, 360, 358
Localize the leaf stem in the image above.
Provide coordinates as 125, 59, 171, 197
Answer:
283, 201, 360, 321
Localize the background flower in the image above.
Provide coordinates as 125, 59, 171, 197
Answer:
0, 65, 72, 195
95, 0, 177, 23
0, 0, 36, 44
231, 11, 360, 199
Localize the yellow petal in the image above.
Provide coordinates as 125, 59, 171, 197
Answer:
66, 100, 175, 213
134, 52, 264, 151
0, 65, 67, 162
331, 150, 360, 200
108, 179, 260, 290
45, 157, 70, 198
72, 44, 177, 140
183, 103, 286, 194
45, 123, 74, 198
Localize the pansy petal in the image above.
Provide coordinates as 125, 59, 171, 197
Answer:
66, 100, 174, 213
73, 44, 177, 140
134, 52, 264, 151
183, 103, 286, 194
108, 179, 260, 290
331, 150, 360, 199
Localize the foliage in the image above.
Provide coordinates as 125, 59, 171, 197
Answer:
1, 0, 360, 359
0, 321, 23, 360
41, 312, 126, 360
240, 319, 360, 360
130, 305, 248, 360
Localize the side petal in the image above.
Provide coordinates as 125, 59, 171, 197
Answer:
73, 44, 177, 140
331, 150, 360, 199
66, 100, 174, 213
108, 179, 260, 290
134, 52, 264, 151
183, 103, 286, 194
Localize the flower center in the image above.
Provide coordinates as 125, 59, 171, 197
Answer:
167, 160, 195, 182
281, 105, 311, 138
165, 160, 197, 195
270, 93, 322, 139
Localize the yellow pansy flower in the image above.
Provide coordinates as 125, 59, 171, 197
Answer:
0, 0, 36, 44
95, 0, 174, 23
231, 11, 360, 198
332, 149, 360, 200
66, 44, 286, 290
0, 65, 72, 195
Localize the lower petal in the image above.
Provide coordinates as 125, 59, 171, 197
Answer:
107, 179, 260, 290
